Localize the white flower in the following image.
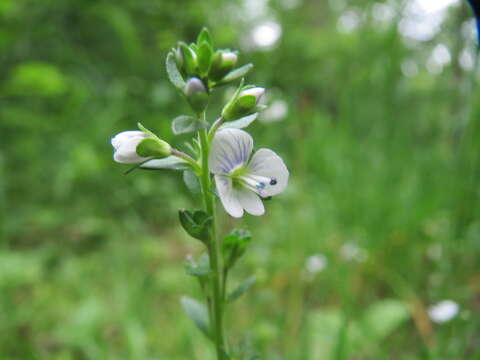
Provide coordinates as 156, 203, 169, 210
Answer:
428, 300, 459, 323
111, 131, 149, 163
208, 128, 288, 218
305, 254, 327, 274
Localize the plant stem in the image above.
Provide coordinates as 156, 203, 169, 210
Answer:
198, 115, 227, 359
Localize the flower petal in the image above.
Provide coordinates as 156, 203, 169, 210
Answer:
215, 175, 244, 218
247, 148, 289, 197
111, 131, 145, 150
114, 137, 148, 163
209, 129, 253, 174
235, 187, 265, 216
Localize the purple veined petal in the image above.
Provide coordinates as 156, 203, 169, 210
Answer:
114, 137, 149, 163
235, 187, 265, 216
209, 128, 253, 175
215, 175, 244, 218
111, 131, 146, 150
247, 148, 289, 197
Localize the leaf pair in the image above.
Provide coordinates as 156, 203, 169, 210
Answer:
179, 209, 212, 243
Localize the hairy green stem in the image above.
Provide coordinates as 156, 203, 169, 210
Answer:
198, 115, 227, 359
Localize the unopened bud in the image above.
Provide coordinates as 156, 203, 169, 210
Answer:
184, 77, 209, 112
209, 50, 238, 81
239, 87, 264, 103
221, 86, 265, 121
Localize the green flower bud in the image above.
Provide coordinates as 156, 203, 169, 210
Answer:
221, 86, 265, 121
184, 77, 209, 113
136, 137, 171, 159
179, 42, 198, 76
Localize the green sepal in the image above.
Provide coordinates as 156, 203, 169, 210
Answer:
179, 209, 212, 242
180, 296, 211, 339
222, 95, 256, 121
222, 229, 252, 269
197, 41, 213, 76
179, 42, 198, 76
136, 138, 171, 158
197, 27, 212, 47
166, 52, 186, 90
227, 275, 256, 303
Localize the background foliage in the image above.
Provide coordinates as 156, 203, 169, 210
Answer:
1, 0, 480, 358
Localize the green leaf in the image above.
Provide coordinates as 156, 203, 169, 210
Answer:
223, 229, 252, 269
171, 115, 208, 135
166, 52, 186, 90
220, 113, 258, 129
197, 41, 213, 76
227, 276, 256, 303
185, 253, 211, 277
361, 299, 409, 342
179, 209, 212, 242
219, 63, 254, 84
183, 170, 200, 194
180, 296, 211, 338
197, 27, 212, 47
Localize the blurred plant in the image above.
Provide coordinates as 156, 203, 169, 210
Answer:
110, 28, 289, 359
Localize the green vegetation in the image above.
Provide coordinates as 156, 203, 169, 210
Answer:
1, 0, 479, 358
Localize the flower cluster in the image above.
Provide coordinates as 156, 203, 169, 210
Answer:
110, 29, 288, 218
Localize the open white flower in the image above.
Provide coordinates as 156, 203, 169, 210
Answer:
209, 128, 288, 218
111, 131, 149, 163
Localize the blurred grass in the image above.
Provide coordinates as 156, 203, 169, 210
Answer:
1, 0, 480, 359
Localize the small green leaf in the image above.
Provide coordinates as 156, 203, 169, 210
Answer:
227, 276, 256, 303
220, 113, 258, 130
183, 170, 200, 194
185, 253, 211, 277
219, 63, 254, 84
166, 52, 186, 90
172, 115, 208, 134
179, 209, 212, 242
197, 27, 212, 47
223, 229, 252, 269
180, 296, 211, 338
140, 156, 189, 171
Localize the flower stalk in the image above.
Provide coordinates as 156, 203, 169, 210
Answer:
110, 27, 289, 359
198, 118, 227, 358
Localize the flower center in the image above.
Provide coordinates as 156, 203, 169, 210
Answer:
234, 174, 277, 196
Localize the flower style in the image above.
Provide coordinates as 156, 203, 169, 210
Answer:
208, 128, 289, 218
111, 131, 150, 163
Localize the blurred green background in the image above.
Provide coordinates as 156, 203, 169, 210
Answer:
2, 0, 480, 358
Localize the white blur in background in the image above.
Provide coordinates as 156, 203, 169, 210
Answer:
428, 300, 460, 323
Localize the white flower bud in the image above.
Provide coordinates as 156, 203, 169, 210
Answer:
111, 131, 149, 163
221, 52, 238, 65
184, 77, 206, 97
240, 87, 265, 103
